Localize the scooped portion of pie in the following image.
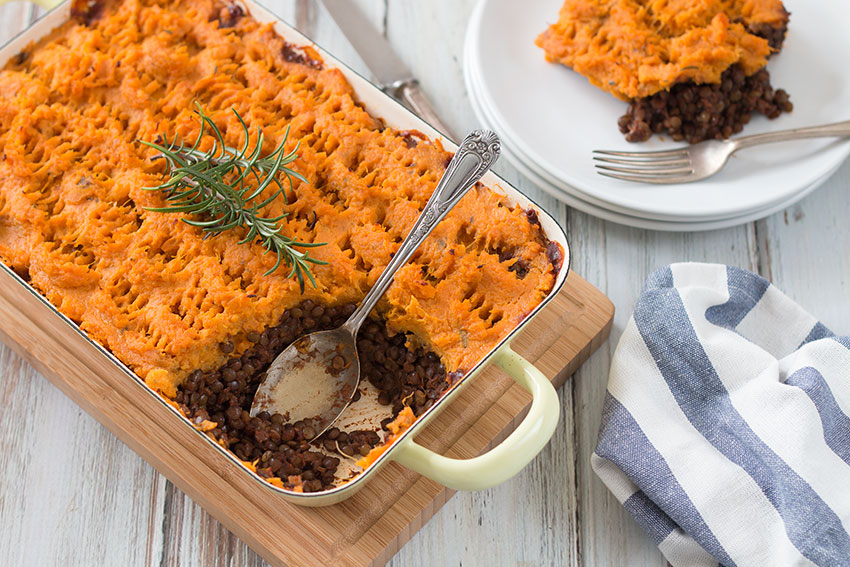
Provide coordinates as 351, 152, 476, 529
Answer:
536, 0, 793, 143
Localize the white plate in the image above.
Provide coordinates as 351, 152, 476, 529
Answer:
464, 44, 837, 227
468, 90, 840, 231
465, 0, 850, 221
464, 43, 791, 223
464, 50, 840, 231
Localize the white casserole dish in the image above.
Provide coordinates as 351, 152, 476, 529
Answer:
0, 0, 571, 506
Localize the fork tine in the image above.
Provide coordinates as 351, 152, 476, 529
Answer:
595, 164, 693, 176
596, 170, 695, 184
593, 148, 689, 159
592, 156, 691, 168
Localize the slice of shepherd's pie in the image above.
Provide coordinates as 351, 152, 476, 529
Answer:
536, 0, 793, 143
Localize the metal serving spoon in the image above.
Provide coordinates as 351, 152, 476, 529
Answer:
250, 130, 501, 439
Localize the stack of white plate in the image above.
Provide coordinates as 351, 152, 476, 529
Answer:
463, 0, 850, 231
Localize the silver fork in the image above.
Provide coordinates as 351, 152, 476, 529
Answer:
593, 119, 850, 184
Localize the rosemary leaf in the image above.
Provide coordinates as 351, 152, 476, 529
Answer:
140, 102, 326, 291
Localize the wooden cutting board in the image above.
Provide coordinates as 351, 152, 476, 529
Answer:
0, 269, 613, 567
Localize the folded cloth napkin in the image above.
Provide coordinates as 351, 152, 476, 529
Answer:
592, 263, 850, 567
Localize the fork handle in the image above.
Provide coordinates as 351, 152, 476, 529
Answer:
733, 119, 850, 151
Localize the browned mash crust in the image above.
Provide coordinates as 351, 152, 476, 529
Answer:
536, 0, 789, 100
0, 0, 556, 397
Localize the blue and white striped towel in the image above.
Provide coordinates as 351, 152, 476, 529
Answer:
593, 263, 850, 567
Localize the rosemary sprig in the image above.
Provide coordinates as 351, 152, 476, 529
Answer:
140, 102, 326, 291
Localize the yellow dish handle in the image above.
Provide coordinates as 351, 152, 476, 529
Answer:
391, 345, 560, 490
0, 0, 62, 9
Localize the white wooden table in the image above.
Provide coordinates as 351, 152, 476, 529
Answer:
1, 2, 848, 565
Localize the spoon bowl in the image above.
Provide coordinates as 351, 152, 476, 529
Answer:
251, 327, 359, 439
250, 130, 501, 437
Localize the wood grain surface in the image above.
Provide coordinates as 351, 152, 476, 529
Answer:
0, 250, 612, 567
2, 1, 849, 566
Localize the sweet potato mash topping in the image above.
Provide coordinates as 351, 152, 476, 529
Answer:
355, 406, 417, 470
536, 0, 789, 100
0, 0, 556, 397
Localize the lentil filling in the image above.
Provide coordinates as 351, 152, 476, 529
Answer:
619, 64, 793, 143
176, 299, 457, 492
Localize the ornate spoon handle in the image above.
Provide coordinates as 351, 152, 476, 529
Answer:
343, 130, 501, 334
